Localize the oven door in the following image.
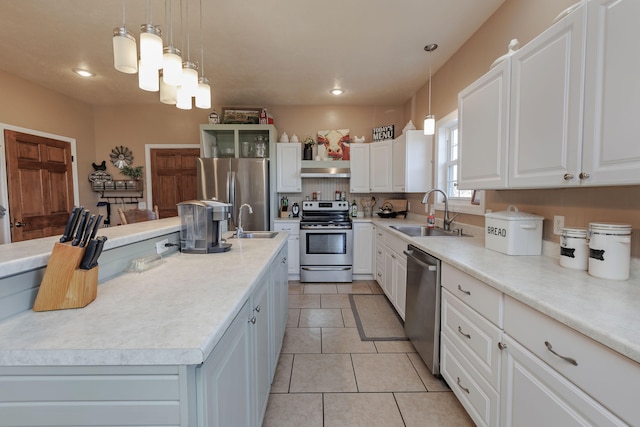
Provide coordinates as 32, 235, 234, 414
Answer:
300, 228, 353, 266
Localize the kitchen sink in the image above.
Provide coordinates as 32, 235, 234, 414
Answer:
390, 225, 471, 238
233, 231, 278, 239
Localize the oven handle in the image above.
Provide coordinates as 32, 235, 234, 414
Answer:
301, 266, 352, 271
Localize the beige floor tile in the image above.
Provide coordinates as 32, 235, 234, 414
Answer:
374, 340, 415, 353
323, 393, 405, 427
322, 328, 377, 354
321, 294, 352, 308
395, 392, 474, 427
342, 308, 357, 327
288, 294, 320, 309
407, 352, 451, 391
262, 393, 323, 427
289, 353, 357, 392
270, 353, 293, 393
368, 281, 384, 294
287, 309, 300, 328
352, 353, 425, 392
287, 282, 303, 294
281, 328, 321, 354
336, 283, 373, 294
298, 308, 344, 327
303, 284, 338, 294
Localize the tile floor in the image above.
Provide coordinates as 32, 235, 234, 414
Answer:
262, 280, 475, 427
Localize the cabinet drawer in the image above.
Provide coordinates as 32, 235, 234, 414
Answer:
505, 296, 640, 425
385, 233, 407, 256
441, 263, 503, 326
442, 289, 502, 390
441, 334, 499, 427
273, 221, 299, 235
375, 228, 386, 245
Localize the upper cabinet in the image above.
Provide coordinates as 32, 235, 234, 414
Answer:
276, 143, 301, 192
350, 143, 370, 193
392, 130, 432, 192
459, 0, 640, 190
200, 124, 277, 159
369, 140, 393, 193
581, 0, 640, 186
458, 60, 510, 190
508, 4, 585, 188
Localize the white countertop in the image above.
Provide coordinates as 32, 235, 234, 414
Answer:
371, 218, 640, 364
0, 221, 287, 366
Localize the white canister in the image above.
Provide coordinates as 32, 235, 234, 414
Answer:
559, 227, 588, 270
587, 223, 632, 280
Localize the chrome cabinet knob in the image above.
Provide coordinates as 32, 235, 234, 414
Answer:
563, 173, 574, 181
579, 172, 590, 180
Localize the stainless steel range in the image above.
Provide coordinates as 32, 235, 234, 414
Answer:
299, 200, 353, 283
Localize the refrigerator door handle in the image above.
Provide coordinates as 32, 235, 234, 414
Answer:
229, 170, 237, 227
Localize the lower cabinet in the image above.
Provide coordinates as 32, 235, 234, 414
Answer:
273, 220, 299, 279
375, 228, 407, 320
353, 221, 374, 276
440, 262, 637, 427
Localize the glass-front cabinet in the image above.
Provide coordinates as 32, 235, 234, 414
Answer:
200, 124, 277, 159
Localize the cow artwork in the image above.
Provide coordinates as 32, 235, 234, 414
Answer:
317, 129, 350, 160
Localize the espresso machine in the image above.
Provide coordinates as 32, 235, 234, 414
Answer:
177, 200, 232, 254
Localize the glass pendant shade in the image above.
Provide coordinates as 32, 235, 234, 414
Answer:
176, 86, 192, 110
181, 62, 199, 96
138, 60, 159, 92
112, 28, 137, 74
140, 24, 163, 70
195, 77, 211, 109
162, 47, 182, 86
423, 115, 435, 136
159, 72, 177, 104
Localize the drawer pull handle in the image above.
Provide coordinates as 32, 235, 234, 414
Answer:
498, 342, 507, 350
249, 316, 257, 324
457, 326, 471, 339
254, 305, 261, 313
457, 285, 471, 296
545, 341, 578, 366
456, 377, 470, 394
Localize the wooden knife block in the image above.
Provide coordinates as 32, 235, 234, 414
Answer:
33, 242, 98, 312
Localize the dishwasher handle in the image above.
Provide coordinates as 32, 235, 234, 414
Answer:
404, 250, 438, 271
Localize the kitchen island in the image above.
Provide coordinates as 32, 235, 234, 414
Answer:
0, 218, 289, 427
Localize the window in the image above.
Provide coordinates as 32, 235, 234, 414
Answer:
433, 110, 484, 215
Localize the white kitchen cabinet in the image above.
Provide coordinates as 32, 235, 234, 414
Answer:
508, 4, 586, 188
369, 140, 393, 192
581, 0, 640, 186
392, 130, 433, 192
375, 228, 407, 320
353, 221, 374, 276
270, 246, 288, 378
273, 220, 299, 279
200, 124, 276, 159
349, 143, 370, 193
458, 60, 510, 190
276, 143, 301, 192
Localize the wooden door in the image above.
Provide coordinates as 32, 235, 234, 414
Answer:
5, 130, 74, 242
150, 148, 199, 218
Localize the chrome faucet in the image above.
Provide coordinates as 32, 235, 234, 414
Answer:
237, 204, 253, 234
422, 189, 460, 231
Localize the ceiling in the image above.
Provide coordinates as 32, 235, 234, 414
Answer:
0, 0, 506, 107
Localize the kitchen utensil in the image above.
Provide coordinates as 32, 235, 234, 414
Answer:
71, 210, 89, 246
90, 214, 103, 240
79, 239, 99, 270
60, 206, 81, 243
80, 215, 96, 247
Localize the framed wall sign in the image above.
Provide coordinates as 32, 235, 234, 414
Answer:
372, 125, 394, 141
221, 108, 262, 124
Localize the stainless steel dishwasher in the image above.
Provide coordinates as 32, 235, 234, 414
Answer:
404, 244, 441, 375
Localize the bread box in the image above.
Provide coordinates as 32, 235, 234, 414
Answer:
484, 205, 543, 255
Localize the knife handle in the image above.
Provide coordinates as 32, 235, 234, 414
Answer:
79, 239, 98, 270
72, 210, 89, 246
80, 215, 96, 247
60, 206, 81, 243
88, 236, 107, 269
90, 214, 103, 240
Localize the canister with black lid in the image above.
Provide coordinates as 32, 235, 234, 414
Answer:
559, 227, 588, 270
587, 223, 632, 280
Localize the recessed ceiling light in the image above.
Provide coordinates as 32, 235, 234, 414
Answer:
330, 88, 344, 96
73, 68, 94, 77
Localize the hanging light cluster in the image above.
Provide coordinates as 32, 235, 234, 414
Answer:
111, 0, 211, 110
423, 43, 438, 136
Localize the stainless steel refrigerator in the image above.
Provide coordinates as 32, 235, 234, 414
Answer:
197, 157, 270, 232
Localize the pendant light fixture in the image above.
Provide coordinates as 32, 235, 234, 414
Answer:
140, 0, 163, 70
160, 70, 178, 104
139, 60, 160, 92
423, 43, 438, 136
178, 0, 197, 108
112, 0, 137, 74
195, 0, 211, 109
162, 0, 182, 85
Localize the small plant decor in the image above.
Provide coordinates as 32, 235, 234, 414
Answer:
120, 165, 143, 180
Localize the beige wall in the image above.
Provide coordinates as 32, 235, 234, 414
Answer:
405, 0, 640, 256
0, 69, 96, 206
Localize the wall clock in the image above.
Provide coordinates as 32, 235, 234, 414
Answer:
109, 145, 133, 169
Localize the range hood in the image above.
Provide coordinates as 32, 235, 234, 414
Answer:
300, 167, 350, 178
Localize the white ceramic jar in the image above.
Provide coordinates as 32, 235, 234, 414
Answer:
587, 223, 632, 280
560, 227, 588, 270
